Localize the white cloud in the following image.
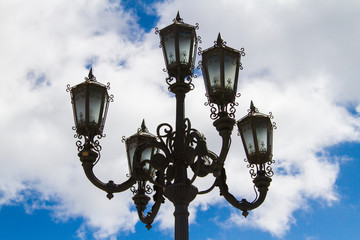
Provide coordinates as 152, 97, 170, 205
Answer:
0, 0, 359, 239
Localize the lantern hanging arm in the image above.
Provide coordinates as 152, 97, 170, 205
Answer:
216, 166, 272, 217
79, 147, 137, 200
132, 166, 166, 230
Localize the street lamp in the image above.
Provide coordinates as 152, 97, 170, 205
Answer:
67, 12, 275, 240
201, 33, 244, 118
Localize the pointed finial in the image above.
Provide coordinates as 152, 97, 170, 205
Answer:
140, 119, 148, 132
85, 67, 96, 82
217, 33, 222, 44
174, 11, 183, 23
215, 33, 226, 47
88, 67, 93, 78
250, 100, 257, 113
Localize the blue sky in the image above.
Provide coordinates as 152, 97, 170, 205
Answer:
0, 0, 360, 239
1, 147, 359, 240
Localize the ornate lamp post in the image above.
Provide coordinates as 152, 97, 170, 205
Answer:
67, 12, 275, 240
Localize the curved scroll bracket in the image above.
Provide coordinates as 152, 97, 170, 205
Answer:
216, 168, 271, 217
132, 172, 166, 230
79, 149, 136, 199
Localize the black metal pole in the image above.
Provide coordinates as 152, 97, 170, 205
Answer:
174, 89, 187, 183
165, 75, 198, 240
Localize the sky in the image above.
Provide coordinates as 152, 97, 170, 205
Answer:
0, 0, 360, 239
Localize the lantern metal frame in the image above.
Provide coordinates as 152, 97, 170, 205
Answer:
67, 68, 111, 139
157, 12, 199, 79
200, 33, 245, 120
67, 12, 275, 240
238, 101, 274, 165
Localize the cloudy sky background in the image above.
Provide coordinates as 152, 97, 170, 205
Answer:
0, 0, 360, 239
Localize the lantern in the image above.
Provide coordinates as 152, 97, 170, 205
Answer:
158, 12, 198, 78
201, 33, 243, 107
237, 101, 273, 165
125, 121, 158, 180
70, 68, 110, 138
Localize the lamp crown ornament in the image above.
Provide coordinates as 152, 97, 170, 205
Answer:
249, 100, 258, 113
215, 33, 226, 47
67, 12, 275, 240
140, 119, 148, 133
85, 67, 96, 82
174, 11, 183, 23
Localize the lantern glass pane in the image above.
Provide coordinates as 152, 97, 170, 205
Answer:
127, 140, 138, 174
141, 148, 152, 164
100, 93, 109, 128
255, 121, 268, 152
163, 31, 176, 66
206, 53, 221, 90
224, 52, 238, 91
73, 86, 86, 124
88, 85, 104, 125
141, 148, 154, 175
191, 34, 197, 66
178, 29, 192, 64
241, 122, 255, 155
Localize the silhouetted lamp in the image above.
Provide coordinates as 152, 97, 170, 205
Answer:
201, 33, 244, 113
124, 121, 158, 180
237, 101, 273, 166
69, 68, 110, 138
158, 12, 198, 78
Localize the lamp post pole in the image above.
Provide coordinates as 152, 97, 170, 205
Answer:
67, 12, 275, 240
166, 77, 197, 240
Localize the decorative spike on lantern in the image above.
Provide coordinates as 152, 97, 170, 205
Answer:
175, 11, 183, 23
250, 100, 257, 113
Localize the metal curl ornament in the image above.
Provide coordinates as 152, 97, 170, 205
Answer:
76, 140, 84, 152
204, 97, 219, 120
195, 23, 200, 30
145, 184, 153, 194
66, 84, 71, 92
239, 62, 244, 71
156, 123, 175, 152
249, 168, 257, 179
166, 76, 174, 86
154, 27, 160, 35
266, 166, 274, 177
228, 102, 239, 119
197, 60, 202, 69
185, 76, 195, 90
130, 185, 137, 194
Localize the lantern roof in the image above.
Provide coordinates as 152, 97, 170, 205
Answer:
238, 101, 271, 121
125, 120, 156, 141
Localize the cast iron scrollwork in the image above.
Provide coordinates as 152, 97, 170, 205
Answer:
216, 167, 272, 217
204, 93, 241, 120
125, 115, 237, 218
